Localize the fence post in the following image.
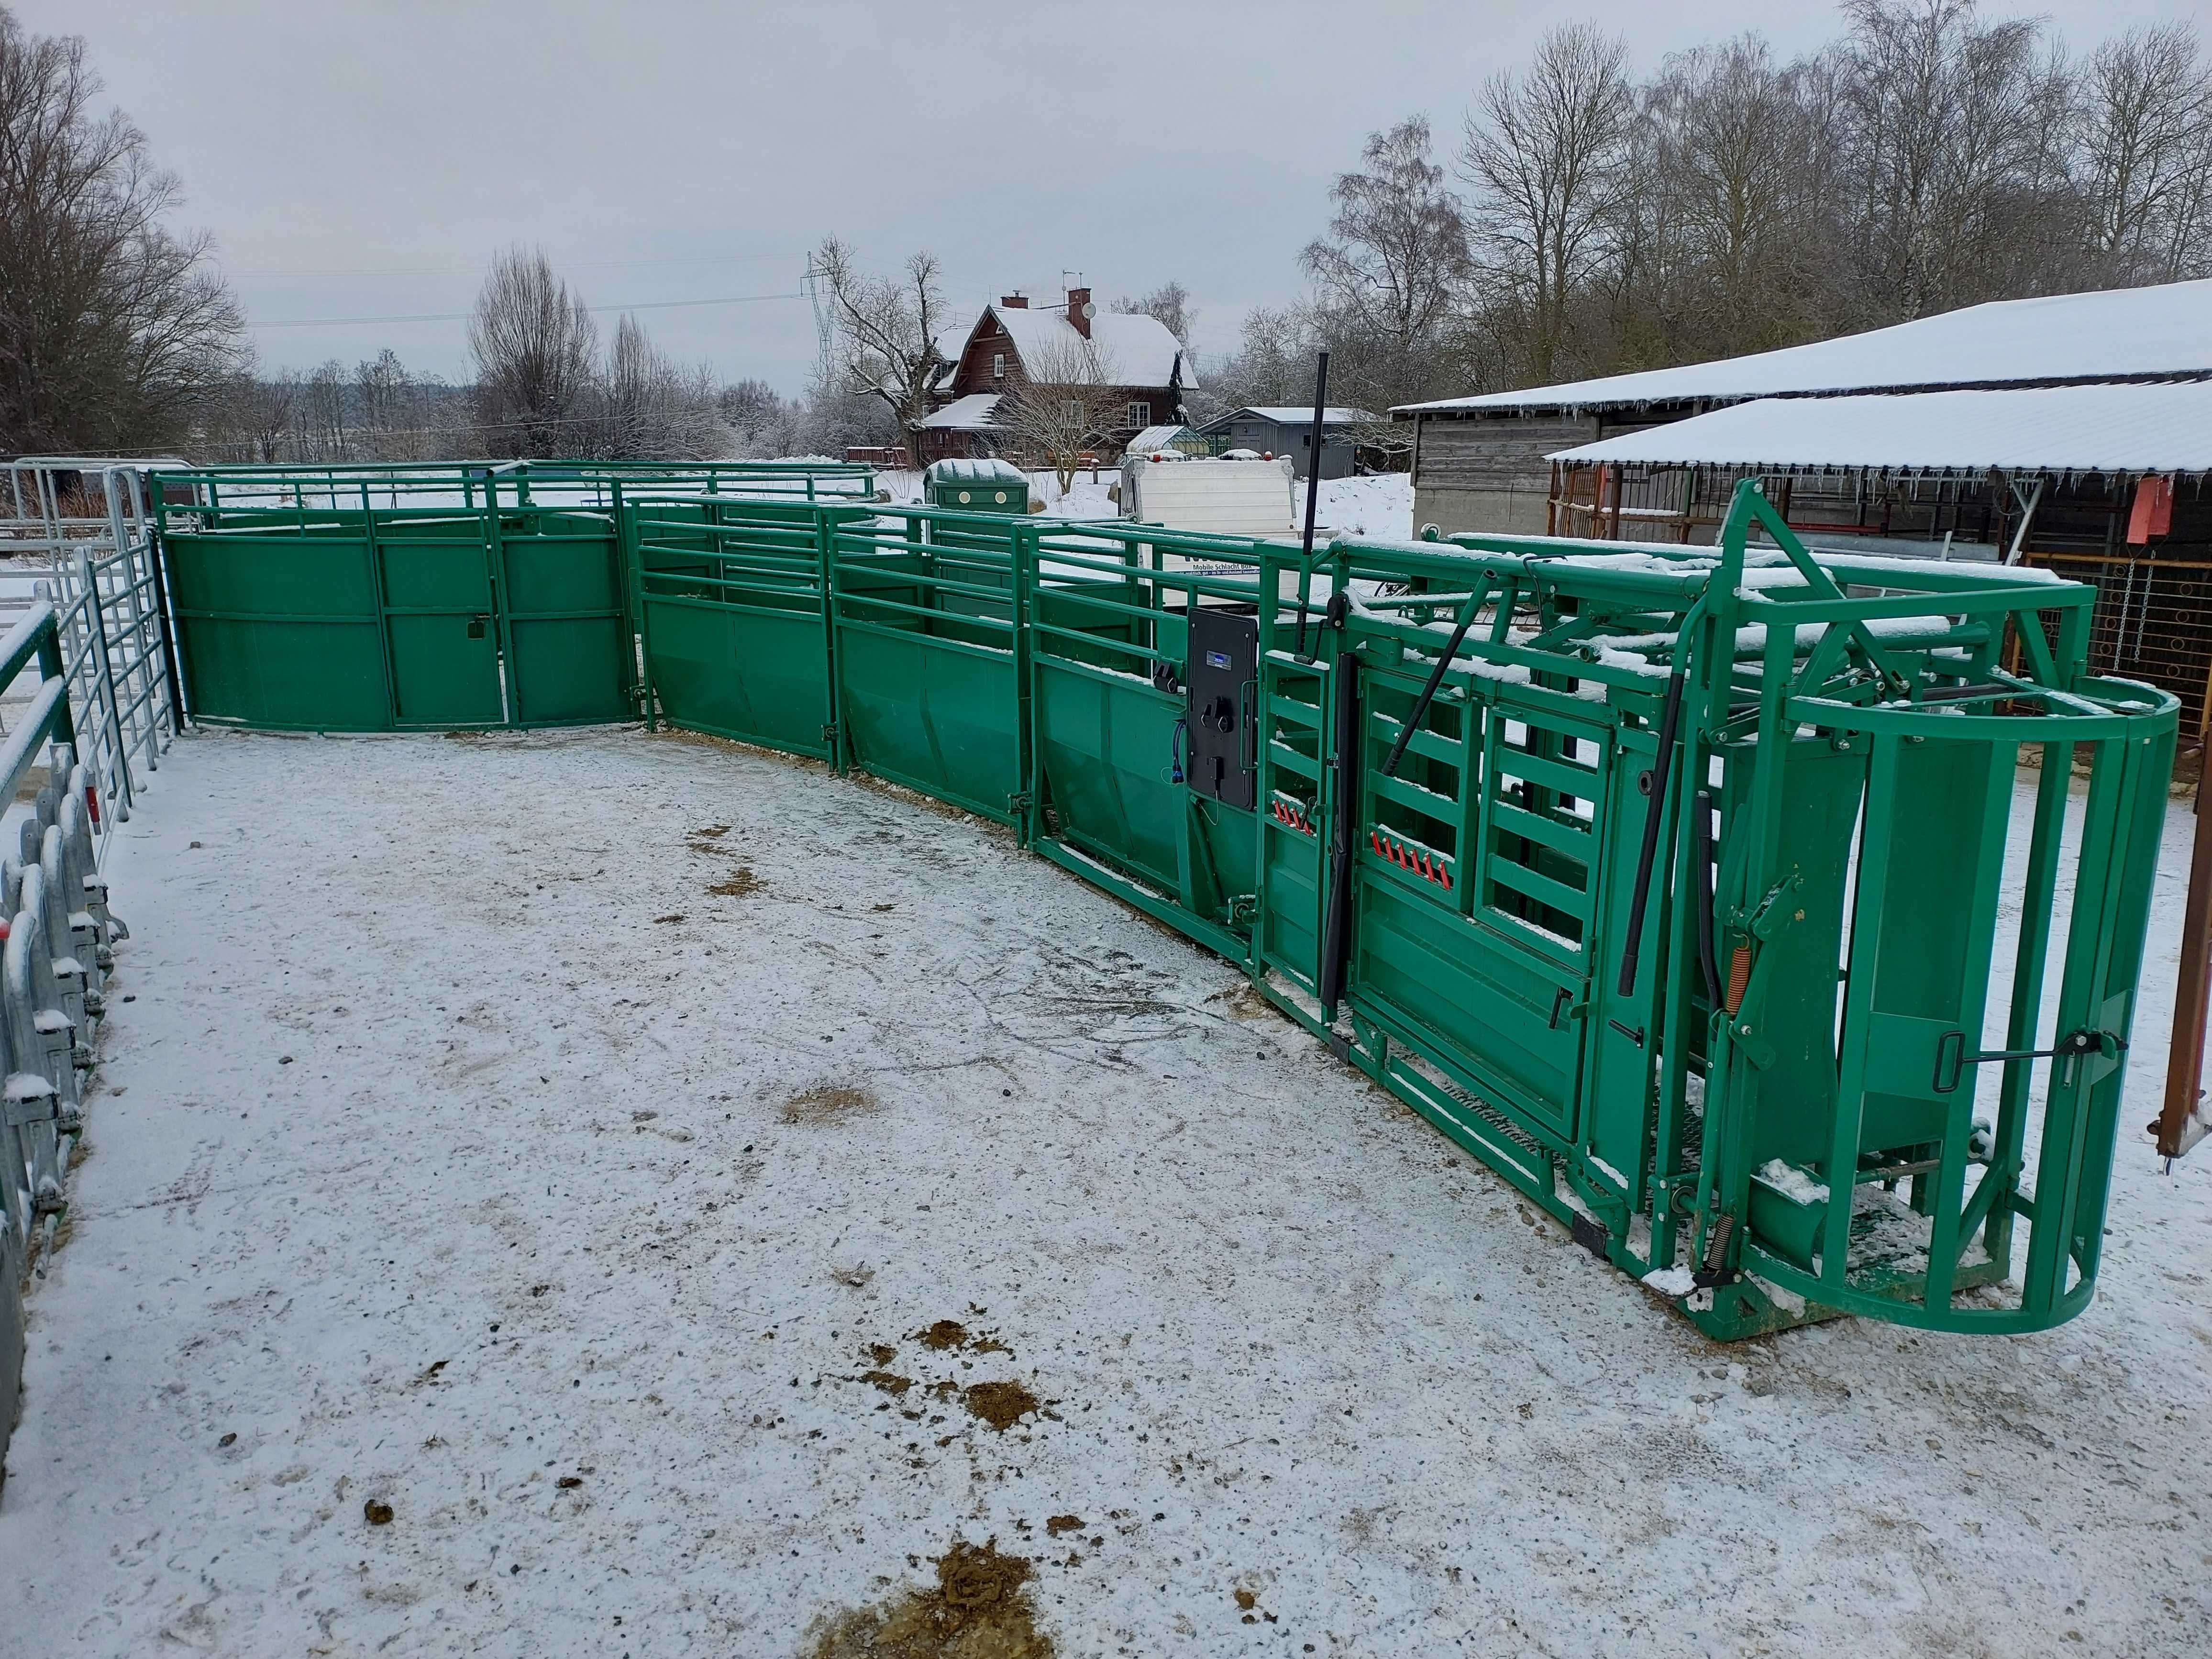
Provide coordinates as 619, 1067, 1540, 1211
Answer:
137, 468, 189, 735
35, 604, 75, 757
819, 503, 845, 773
1012, 519, 1038, 846
102, 470, 160, 774
76, 549, 133, 819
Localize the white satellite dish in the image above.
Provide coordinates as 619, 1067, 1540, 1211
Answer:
1080, 301, 1096, 320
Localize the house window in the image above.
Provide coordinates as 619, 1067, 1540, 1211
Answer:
1127, 401, 1150, 430
992, 353, 1005, 381
1062, 398, 1082, 423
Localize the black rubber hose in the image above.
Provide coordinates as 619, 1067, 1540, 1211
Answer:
1693, 788, 1723, 1011
1379, 605, 1481, 779
1614, 669, 1685, 996
1318, 607, 1360, 1012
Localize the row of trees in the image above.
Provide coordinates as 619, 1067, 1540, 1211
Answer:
1210, 1, 2212, 414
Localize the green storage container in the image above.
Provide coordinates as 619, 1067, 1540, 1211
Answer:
924, 458, 1029, 514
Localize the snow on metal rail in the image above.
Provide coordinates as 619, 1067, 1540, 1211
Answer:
0, 596, 133, 1472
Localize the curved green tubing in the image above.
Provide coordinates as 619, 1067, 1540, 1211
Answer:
153, 471, 2176, 1338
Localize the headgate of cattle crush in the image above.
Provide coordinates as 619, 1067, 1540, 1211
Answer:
153, 469, 2177, 1339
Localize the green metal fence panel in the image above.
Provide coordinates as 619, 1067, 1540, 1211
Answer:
163, 524, 393, 730
1023, 524, 1268, 956
161, 501, 635, 731
144, 475, 2189, 1340
497, 510, 631, 725
630, 497, 863, 759
831, 518, 1023, 823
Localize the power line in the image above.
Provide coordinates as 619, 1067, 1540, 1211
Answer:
224, 251, 801, 280
246, 290, 807, 329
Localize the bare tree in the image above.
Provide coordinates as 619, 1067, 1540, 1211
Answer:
1459, 25, 1637, 384
1833, 0, 2082, 321
1303, 117, 1472, 407
603, 314, 726, 459
1204, 305, 1322, 413
992, 332, 1122, 497
2080, 22, 2212, 283
1111, 281, 1196, 346
468, 245, 600, 457
814, 236, 953, 468
1611, 36, 1840, 365
0, 10, 244, 451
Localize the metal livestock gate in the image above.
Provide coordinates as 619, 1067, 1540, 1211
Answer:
144, 470, 2176, 1338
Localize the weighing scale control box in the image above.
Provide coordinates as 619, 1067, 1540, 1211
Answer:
1187, 608, 1258, 811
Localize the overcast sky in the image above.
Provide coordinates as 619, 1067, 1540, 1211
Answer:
30, 0, 2211, 394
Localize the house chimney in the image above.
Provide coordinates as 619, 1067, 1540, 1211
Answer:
999, 293, 1028, 309
1066, 286, 1092, 340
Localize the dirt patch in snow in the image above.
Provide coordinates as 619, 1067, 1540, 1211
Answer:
1213, 981, 1281, 1022
707, 867, 763, 896
805, 1537, 1047, 1659
961, 1380, 1039, 1430
782, 1084, 879, 1125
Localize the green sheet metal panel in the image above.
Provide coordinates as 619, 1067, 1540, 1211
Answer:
387, 614, 502, 726
642, 595, 830, 758
1740, 741, 1869, 1173
375, 522, 502, 726
1832, 734, 2011, 1165
1034, 658, 1185, 892
1353, 874, 1585, 1148
165, 528, 394, 730
499, 514, 630, 725
837, 623, 1020, 822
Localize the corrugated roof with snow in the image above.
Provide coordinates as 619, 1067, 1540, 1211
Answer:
918, 393, 1001, 431
1396, 277, 2212, 416
1205, 406, 1381, 428
1549, 380, 2212, 476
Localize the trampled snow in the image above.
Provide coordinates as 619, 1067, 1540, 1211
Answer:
0, 727, 2207, 1656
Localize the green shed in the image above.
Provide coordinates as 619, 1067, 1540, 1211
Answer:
923, 457, 1029, 513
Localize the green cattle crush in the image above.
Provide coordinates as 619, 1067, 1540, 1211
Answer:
150, 464, 2176, 1339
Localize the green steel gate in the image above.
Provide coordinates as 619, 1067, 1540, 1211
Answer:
629, 497, 874, 759
165, 473, 2184, 1341
830, 511, 1024, 823
159, 504, 632, 730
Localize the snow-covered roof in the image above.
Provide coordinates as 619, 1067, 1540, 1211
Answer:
1549, 380, 2212, 475
967, 303, 1194, 390
918, 393, 1001, 431
1397, 277, 2212, 415
924, 457, 1027, 486
1206, 406, 1380, 428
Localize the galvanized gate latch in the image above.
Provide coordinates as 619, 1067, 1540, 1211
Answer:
1932, 1027, 2125, 1095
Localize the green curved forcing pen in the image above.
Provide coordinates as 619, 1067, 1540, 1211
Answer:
155, 465, 2175, 1338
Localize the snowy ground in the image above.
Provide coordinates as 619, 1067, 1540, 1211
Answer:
3, 726, 2209, 1658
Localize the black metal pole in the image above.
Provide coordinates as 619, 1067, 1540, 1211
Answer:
1379, 604, 1481, 780
1317, 595, 1359, 1012
1293, 351, 1329, 661
1692, 788, 1723, 1009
